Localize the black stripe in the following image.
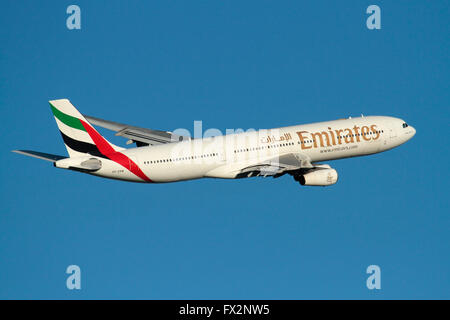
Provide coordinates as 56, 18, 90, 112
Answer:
59, 130, 106, 158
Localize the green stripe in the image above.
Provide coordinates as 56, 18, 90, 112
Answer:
49, 103, 85, 131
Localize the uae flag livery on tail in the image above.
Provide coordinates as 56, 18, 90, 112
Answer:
49, 99, 151, 182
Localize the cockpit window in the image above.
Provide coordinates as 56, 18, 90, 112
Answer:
402, 123, 409, 128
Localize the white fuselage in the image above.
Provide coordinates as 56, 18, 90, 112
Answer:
60, 116, 415, 183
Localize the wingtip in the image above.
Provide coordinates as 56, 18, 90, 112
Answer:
12, 150, 29, 156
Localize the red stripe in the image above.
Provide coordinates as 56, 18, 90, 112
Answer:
80, 119, 152, 182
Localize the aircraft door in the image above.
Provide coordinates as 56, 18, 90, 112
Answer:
389, 124, 397, 139
128, 156, 139, 172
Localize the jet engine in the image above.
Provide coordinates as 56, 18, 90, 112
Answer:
294, 165, 338, 186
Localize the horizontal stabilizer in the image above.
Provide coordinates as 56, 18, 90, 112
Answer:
12, 150, 66, 162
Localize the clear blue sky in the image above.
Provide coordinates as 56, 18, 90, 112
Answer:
0, 1, 449, 299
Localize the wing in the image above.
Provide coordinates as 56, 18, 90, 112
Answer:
83, 115, 190, 146
235, 152, 314, 178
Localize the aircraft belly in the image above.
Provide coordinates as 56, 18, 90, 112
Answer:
143, 163, 216, 182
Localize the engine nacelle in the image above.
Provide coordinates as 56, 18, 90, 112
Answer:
298, 167, 338, 186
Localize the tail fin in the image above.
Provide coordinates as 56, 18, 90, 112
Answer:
49, 99, 124, 158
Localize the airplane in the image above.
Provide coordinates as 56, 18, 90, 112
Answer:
12, 99, 416, 186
